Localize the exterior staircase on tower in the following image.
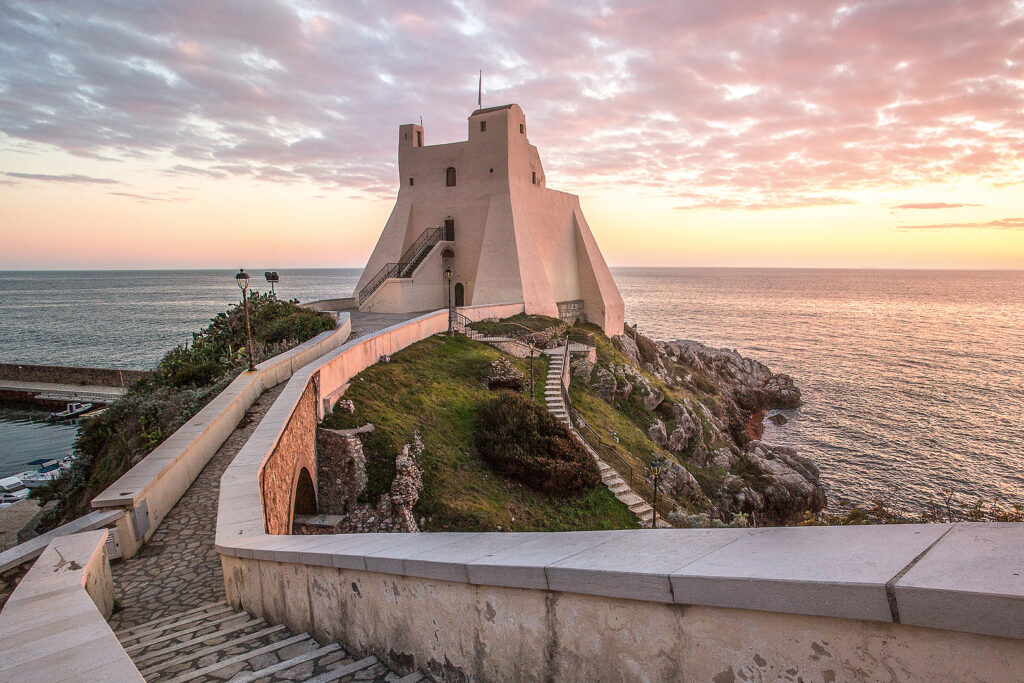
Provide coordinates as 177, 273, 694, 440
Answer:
116, 601, 423, 682
358, 225, 454, 305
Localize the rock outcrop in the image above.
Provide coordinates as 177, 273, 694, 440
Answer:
585, 330, 824, 526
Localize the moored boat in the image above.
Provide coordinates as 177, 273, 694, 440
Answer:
47, 402, 92, 421
15, 458, 66, 489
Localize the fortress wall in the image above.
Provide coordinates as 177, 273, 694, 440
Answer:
216, 308, 1023, 681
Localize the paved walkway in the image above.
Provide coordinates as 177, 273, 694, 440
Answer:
347, 311, 430, 340
109, 384, 286, 630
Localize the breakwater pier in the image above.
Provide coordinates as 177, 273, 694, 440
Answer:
0, 363, 148, 406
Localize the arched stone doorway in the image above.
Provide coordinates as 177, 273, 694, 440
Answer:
454, 282, 465, 307
293, 467, 317, 517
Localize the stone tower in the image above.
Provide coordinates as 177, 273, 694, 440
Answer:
354, 104, 624, 336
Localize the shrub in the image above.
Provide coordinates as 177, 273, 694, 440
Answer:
474, 392, 600, 496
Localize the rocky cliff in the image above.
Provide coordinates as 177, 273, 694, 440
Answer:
577, 327, 825, 526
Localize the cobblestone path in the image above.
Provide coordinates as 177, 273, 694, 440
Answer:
109, 384, 286, 631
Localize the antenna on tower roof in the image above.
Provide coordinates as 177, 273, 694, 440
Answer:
478, 70, 482, 109
419, 115, 423, 127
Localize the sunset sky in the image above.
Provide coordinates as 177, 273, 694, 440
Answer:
1, 1, 1022, 270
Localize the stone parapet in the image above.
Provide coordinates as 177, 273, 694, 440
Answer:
0, 530, 143, 681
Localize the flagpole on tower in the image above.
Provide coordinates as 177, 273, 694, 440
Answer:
478, 70, 482, 109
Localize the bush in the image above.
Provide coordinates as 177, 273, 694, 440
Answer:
474, 392, 600, 496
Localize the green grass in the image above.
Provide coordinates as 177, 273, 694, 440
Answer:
468, 314, 564, 338
322, 333, 638, 532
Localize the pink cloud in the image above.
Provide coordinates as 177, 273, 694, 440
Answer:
895, 217, 1024, 230
0, 0, 1020, 209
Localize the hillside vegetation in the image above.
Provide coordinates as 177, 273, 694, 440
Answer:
322, 333, 638, 532
36, 294, 335, 530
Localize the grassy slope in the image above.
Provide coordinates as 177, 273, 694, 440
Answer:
322, 333, 637, 532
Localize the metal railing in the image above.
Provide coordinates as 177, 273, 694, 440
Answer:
358, 225, 452, 303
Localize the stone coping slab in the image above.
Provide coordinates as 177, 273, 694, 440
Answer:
894, 522, 1024, 639
669, 523, 952, 623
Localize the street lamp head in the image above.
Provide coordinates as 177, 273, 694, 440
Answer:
650, 455, 663, 476
444, 267, 453, 281
235, 268, 250, 291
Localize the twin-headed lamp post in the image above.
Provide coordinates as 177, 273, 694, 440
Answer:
235, 268, 257, 372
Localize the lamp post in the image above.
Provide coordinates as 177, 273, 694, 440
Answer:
264, 271, 279, 298
650, 453, 663, 528
444, 267, 454, 334
235, 268, 256, 372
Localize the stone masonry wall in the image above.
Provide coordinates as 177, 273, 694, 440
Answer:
0, 363, 150, 386
260, 374, 319, 534
305, 427, 423, 534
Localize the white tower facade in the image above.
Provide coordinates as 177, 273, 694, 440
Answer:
355, 104, 624, 336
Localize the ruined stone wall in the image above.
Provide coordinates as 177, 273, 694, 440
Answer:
260, 374, 319, 534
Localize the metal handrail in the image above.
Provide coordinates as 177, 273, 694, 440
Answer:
358, 225, 451, 303
568, 406, 635, 486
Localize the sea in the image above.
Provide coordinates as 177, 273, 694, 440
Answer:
1, 268, 1021, 514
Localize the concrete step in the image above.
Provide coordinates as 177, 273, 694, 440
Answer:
129, 616, 266, 665
138, 624, 290, 677
229, 642, 342, 683
125, 611, 256, 654
118, 603, 234, 643
306, 656, 381, 683
159, 632, 310, 683
609, 482, 630, 494
620, 492, 645, 507
114, 601, 228, 639
629, 501, 652, 514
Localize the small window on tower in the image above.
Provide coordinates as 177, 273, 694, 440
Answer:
531, 171, 536, 184
489, 168, 493, 173
416, 130, 422, 146
520, 123, 525, 134
446, 167, 457, 187
409, 177, 414, 186
480, 121, 486, 132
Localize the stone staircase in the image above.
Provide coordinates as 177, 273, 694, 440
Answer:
116, 601, 421, 682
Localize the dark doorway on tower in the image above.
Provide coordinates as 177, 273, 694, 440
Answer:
454, 282, 465, 307
293, 467, 317, 517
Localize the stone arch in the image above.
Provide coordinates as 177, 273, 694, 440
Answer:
454, 282, 465, 307
293, 466, 317, 518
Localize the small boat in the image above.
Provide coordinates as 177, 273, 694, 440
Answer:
48, 402, 93, 421
15, 459, 65, 489
0, 476, 31, 504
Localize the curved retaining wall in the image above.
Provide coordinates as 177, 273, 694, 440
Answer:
216, 307, 1024, 681
0, 530, 143, 681
92, 316, 352, 558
